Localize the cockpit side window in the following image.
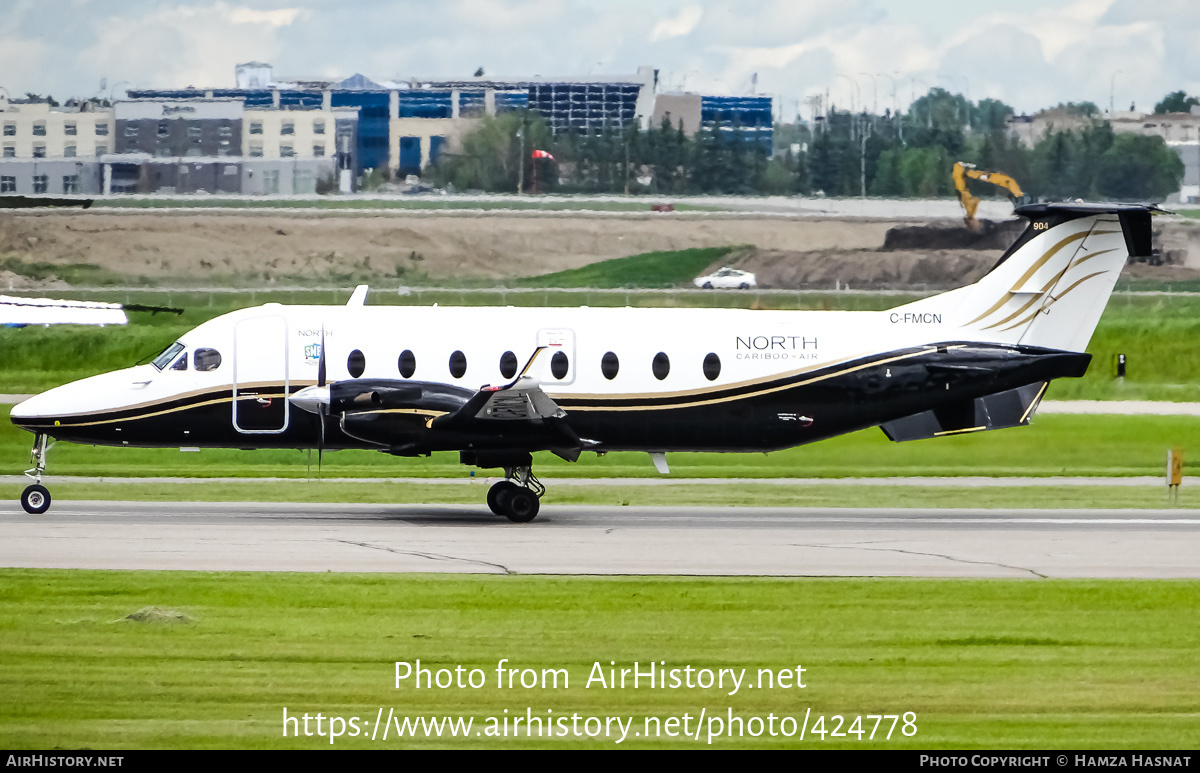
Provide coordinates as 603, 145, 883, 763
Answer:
170, 354, 188, 371
194, 348, 222, 372
151, 342, 185, 371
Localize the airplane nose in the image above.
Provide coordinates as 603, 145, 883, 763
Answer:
9, 390, 64, 428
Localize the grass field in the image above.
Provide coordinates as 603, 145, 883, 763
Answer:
0, 570, 1195, 749
515, 246, 743, 288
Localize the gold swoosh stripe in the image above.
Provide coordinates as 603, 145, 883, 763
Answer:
965, 229, 1089, 327
1007, 230, 1090, 295
1049, 270, 1108, 305
996, 270, 1109, 333
1066, 247, 1116, 269
981, 292, 1045, 331
45, 391, 287, 428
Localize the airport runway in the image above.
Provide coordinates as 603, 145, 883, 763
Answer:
2, 500, 1198, 578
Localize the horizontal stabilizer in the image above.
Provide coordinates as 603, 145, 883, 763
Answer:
880, 381, 1047, 442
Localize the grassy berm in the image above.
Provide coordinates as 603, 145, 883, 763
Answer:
0, 570, 1195, 749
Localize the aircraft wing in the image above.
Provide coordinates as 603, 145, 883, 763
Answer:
0, 295, 127, 327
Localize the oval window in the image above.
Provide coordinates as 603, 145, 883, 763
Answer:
449, 350, 467, 379
347, 349, 366, 378
601, 351, 619, 380
550, 351, 569, 380
193, 348, 222, 372
702, 352, 721, 381
398, 349, 416, 378
499, 350, 518, 379
652, 352, 670, 381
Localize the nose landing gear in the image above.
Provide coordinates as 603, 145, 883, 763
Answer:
487, 466, 544, 523
20, 433, 52, 515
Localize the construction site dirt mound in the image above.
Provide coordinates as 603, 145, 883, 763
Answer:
882, 219, 1026, 251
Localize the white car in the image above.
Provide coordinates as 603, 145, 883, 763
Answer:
693, 267, 756, 290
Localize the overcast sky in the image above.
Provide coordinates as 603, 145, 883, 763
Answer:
3, 0, 1199, 119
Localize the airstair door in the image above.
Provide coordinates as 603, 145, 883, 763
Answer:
232, 314, 290, 434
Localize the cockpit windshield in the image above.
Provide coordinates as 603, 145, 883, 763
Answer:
151, 342, 186, 371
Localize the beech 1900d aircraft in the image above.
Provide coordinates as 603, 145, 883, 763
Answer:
10, 202, 1161, 521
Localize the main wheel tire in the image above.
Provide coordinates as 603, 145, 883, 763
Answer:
487, 481, 518, 516
702, 282, 713, 289
21, 484, 50, 515
503, 487, 540, 523
738, 282, 750, 289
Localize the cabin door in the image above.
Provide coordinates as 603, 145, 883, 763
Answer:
232, 314, 290, 434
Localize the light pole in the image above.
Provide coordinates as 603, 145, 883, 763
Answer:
880, 72, 902, 144
515, 126, 524, 194
1110, 70, 1124, 117
835, 73, 858, 139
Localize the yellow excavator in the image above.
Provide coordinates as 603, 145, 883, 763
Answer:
953, 161, 1029, 232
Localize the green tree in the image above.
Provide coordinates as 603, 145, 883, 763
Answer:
430, 111, 552, 192
1050, 101, 1101, 117
1154, 91, 1199, 114
1095, 134, 1184, 200
973, 99, 1014, 132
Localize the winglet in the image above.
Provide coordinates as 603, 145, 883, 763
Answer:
347, 285, 369, 307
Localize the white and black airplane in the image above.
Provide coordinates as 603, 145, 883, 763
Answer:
9, 202, 1160, 520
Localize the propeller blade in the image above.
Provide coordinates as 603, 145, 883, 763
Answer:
317, 324, 327, 387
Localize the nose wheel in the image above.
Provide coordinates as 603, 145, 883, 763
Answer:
487, 466, 544, 522
20, 433, 53, 515
21, 484, 50, 515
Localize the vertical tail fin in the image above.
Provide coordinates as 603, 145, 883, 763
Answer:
893, 203, 1163, 352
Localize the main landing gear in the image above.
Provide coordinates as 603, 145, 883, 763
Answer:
20, 433, 52, 515
487, 466, 544, 523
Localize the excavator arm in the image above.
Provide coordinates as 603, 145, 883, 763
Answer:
953, 161, 1026, 232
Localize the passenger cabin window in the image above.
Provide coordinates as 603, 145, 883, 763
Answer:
652, 352, 670, 380
499, 351, 517, 379
703, 353, 721, 381
550, 351, 569, 380
194, 348, 222, 372
151, 342, 186, 370
398, 349, 416, 378
347, 349, 366, 378
449, 350, 467, 379
601, 351, 619, 380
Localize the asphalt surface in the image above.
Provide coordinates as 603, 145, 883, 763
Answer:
3, 500, 1198, 578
